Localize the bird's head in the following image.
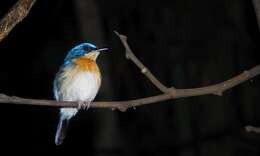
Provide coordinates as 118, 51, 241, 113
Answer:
64, 43, 107, 65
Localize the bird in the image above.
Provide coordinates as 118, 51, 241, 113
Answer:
53, 42, 107, 145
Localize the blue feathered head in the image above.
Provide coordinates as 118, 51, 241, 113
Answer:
64, 43, 97, 64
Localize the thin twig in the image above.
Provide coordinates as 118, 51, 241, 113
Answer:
0, 0, 36, 42
252, 0, 260, 30
114, 31, 174, 93
0, 32, 259, 111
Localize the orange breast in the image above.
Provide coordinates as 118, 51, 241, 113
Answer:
74, 57, 100, 74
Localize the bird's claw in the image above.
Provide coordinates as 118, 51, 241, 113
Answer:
78, 101, 91, 110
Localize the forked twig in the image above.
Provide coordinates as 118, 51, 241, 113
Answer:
0, 31, 259, 112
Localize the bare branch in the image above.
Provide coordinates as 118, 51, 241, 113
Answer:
252, 0, 260, 30
114, 31, 174, 93
0, 32, 259, 111
0, 0, 36, 42
0, 62, 259, 111
245, 125, 260, 133
0, 93, 172, 112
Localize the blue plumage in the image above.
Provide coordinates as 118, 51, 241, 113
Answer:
64, 43, 97, 65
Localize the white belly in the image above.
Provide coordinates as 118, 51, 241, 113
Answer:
61, 71, 101, 101
57, 69, 101, 119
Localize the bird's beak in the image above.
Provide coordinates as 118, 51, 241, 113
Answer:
96, 48, 108, 52
85, 48, 108, 60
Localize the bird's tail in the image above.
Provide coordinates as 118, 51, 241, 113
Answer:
55, 117, 70, 145
55, 108, 77, 145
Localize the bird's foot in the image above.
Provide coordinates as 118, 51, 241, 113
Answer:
77, 101, 91, 110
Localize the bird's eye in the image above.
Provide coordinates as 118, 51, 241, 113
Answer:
83, 46, 97, 52
83, 47, 90, 52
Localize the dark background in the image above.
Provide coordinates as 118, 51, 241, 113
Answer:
0, 0, 259, 155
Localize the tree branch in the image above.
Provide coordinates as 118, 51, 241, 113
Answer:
245, 125, 260, 133
0, 32, 259, 112
114, 31, 174, 93
0, 0, 36, 42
